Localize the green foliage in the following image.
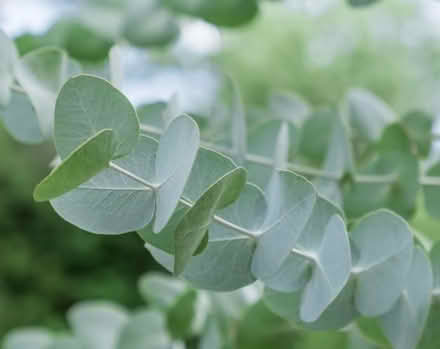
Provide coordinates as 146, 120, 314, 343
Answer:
2, 2, 440, 349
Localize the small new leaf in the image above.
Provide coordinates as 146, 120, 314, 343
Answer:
34, 129, 114, 202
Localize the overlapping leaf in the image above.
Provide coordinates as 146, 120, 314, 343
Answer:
54, 75, 139, 159
143, 183, 266, 291
174, 167, 247, 275
345, 88, 395, 143
0, 91, 44, 144
153, 115, 200, 232
50, 135, 157, 234
14, 47, 79, 139
379, 246, 433, 349
251, 171, 317, 280
350, 210, 413, 317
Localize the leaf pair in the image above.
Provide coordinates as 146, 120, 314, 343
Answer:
35, 75, 200, 238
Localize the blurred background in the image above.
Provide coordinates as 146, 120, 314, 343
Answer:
2, 0, 440, 337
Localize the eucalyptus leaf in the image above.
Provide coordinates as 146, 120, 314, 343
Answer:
116, 310, 172, 349
122, 0, 179, 48
174, 167, 247, 275
0, 90, 44, 144
0, 29, 18, 106
379, 246, 433, 349
166, 0, 259, 27
154, 115, 200, 232
345, 88, 395, 142
351, 209, 414, 317
138, 272, 187, 310
34, 129, 114, 202
423, 163, 440, 219
263, 278, 358, 331
246, 119, 298, 189
15, 47, 79, 139
54, 74, 139, 159
145, 184, 265, 291
230, 80, 247, 165
401, 110, 433, 158
251, 171, 316, 280
51, 135, 157, 234
300, 215, 351, 322
268, 90, 310, 127
3, 328, 53, 349
261, 196, 341, 293
68, 301, 129, 349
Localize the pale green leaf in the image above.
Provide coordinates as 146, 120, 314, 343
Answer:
268, 90, 310, 127
0, 90, 44, 144
51, 135, 157, 234
15, 47, 79, 139
246, 119, 298, 189
345, 88, 395, 142
3, 328, 53, 349
379, 246, 433, 349
154, 115, 200, 232
300, 215, 351, 322
54, 74, 139, 159
251, 171, 316, 280
351, 209, 414, 317
263, 278, 358, 331
138, 272, 187, 310
261, 196, 341, 292
116, 310, 172, 349
174, 167, 247, 275
0, 29, 18, 106
68, 301, 129, 349
34, 129, 114, 202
